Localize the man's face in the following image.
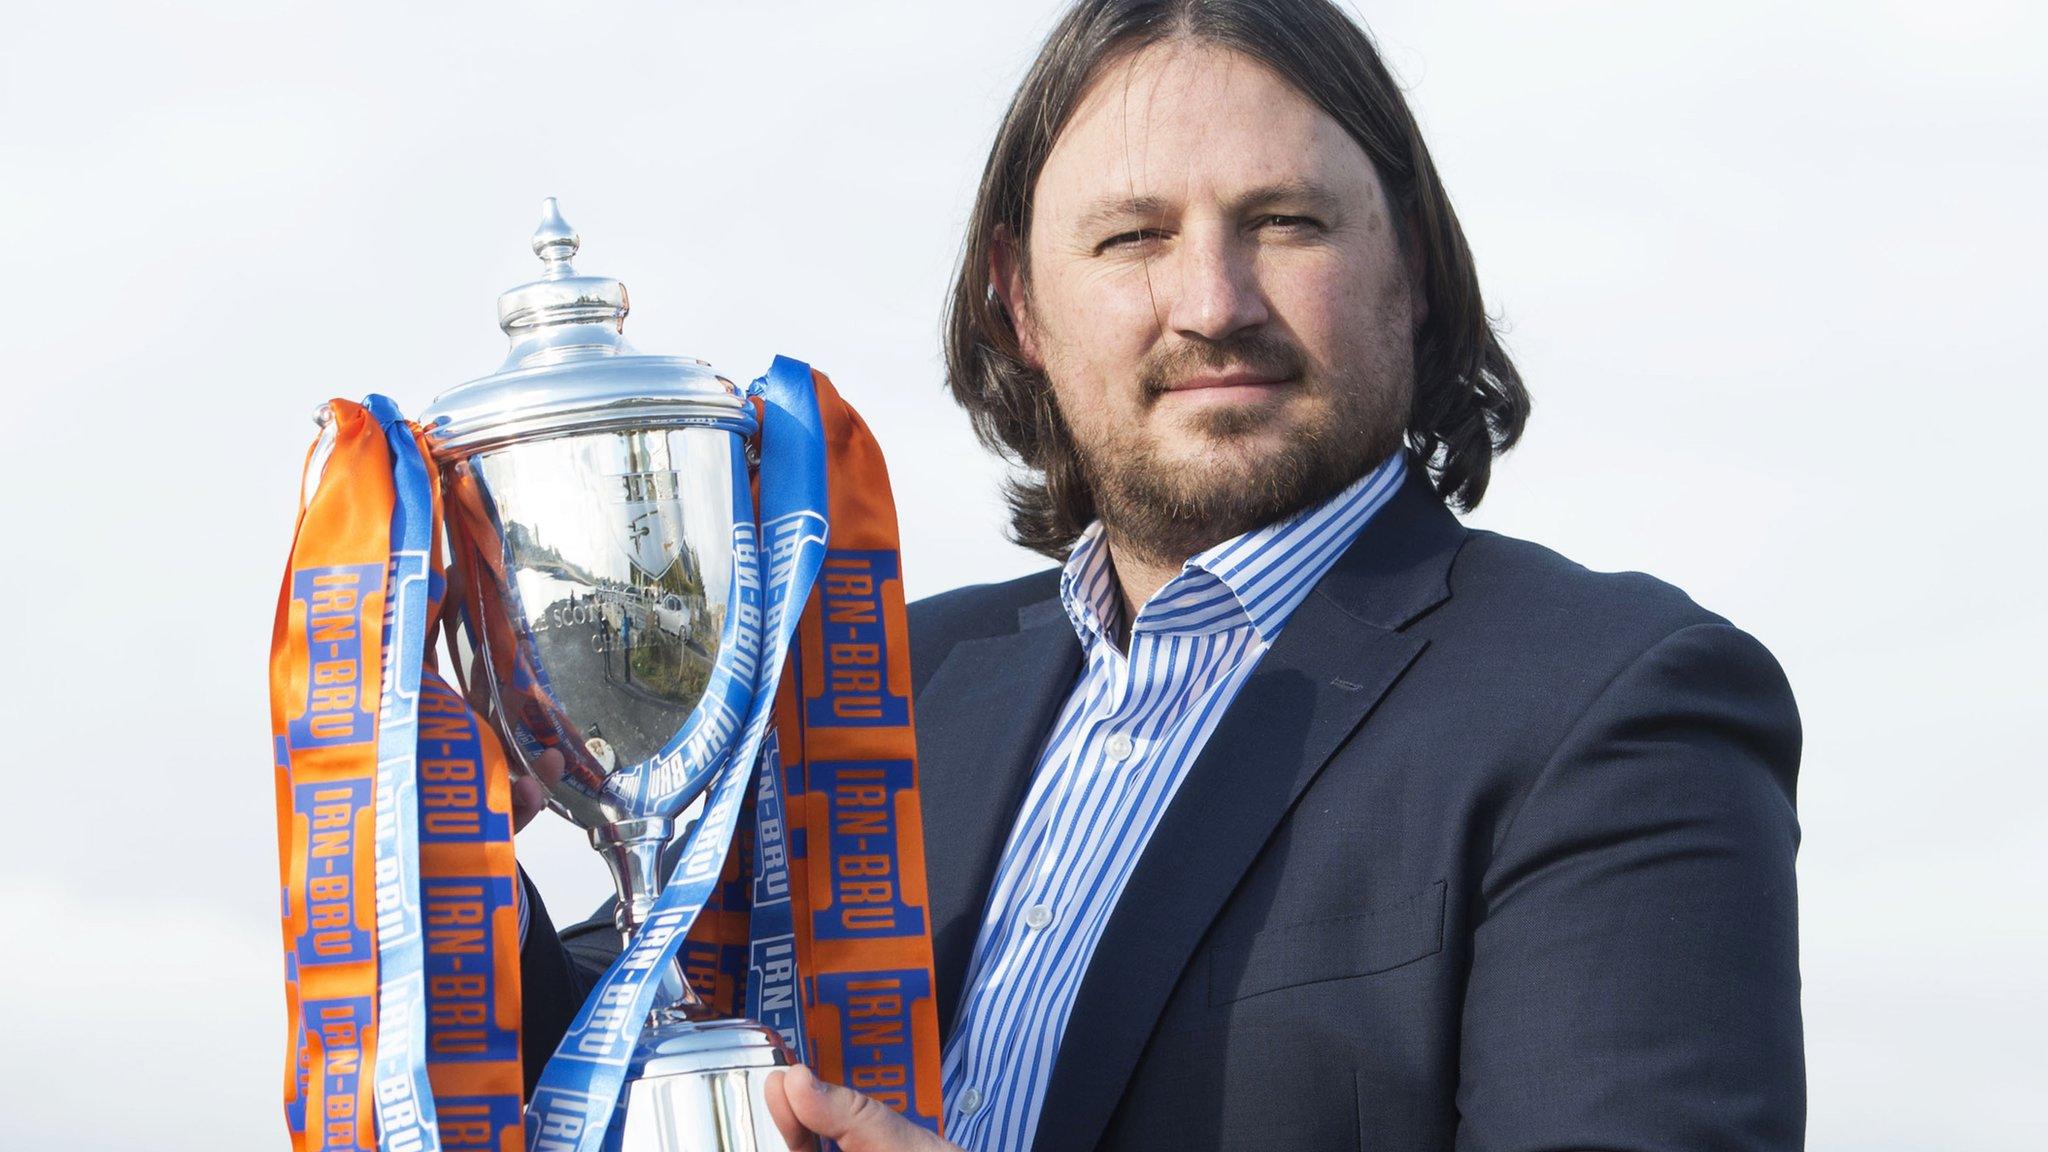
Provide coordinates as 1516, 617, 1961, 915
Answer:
1001, 42, 1424, 563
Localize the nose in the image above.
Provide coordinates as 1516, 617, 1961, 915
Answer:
1163, 224, 1269, 342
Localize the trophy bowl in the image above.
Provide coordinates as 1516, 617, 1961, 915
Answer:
444, 423, 737, 830
420, 199, 793, 1152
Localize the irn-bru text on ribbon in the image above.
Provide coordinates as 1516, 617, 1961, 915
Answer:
748, 934, 800, 1046
422, 876, 517, 1062
414, 690, 513, 845
815, 760, 926, 940
305, 995, 373, 1150
816, 969, 940, 1133
290, 564, 382, 749
372, 1063, 430, 1152
807, 551, 911, 729
525, 1087, 599, 1152
295, 780, 374, 965
433, 1094, 523, 1152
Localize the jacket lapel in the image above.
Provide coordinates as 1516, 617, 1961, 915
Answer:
915, 599, 1082, 1036
1030, 468, 1466, 1152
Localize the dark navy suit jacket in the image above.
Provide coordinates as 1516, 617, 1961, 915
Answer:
522, 464, 1805, 1151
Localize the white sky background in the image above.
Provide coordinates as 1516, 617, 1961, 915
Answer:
1, 1, 2041, 1147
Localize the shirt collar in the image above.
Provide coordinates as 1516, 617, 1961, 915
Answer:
1057, 453, 1409, 648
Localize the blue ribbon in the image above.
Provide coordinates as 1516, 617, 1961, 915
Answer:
746, 728, 807, 1059
365, 394, 443, 1152
526, 357, 831, 1152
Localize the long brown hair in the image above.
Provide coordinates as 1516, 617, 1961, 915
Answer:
943, 0, 1530, 559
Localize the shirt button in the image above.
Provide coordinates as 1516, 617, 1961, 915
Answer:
957, 1086, 984, 1115
1023, 903, 1053, 930
1105, 732, 1135, 760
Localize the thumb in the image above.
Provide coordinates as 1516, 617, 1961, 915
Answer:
777, 1063, 951, 1152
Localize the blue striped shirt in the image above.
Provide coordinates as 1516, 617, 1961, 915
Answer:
938, 453, 1408, 1151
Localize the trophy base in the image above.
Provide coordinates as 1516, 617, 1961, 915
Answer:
613, 1014, 795, 1152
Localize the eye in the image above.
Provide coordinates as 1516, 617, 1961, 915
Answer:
1259, 214, 1322, 232
1095, 228, 1168, 254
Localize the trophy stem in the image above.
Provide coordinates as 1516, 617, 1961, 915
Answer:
590, 817, 705, 1012
589, 816, 676, 941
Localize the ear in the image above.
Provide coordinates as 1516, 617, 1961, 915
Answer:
991, 224, 1043, 369
1402, 212, 1430, 335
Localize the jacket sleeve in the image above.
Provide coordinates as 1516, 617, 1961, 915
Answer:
517, 871, 623, 1094
1455, 621, 1805, 1151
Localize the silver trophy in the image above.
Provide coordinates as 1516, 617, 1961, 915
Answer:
421, 200, 791, 1151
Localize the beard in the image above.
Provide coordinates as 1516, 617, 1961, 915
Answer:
1068, 327, 1410, 567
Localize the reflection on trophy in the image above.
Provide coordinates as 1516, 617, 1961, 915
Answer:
421, 199, 789, 1150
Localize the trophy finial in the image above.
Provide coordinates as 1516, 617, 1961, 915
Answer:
533, 197, 581, 279
492, 197, 637, 365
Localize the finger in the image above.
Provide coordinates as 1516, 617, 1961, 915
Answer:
762, 1070, 818, 1152
781, 1063, 950, 1152
531, 747, 566, 787
510, 775, 547, 833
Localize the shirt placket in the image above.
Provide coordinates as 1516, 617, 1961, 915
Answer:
950, 687, 1101, 1141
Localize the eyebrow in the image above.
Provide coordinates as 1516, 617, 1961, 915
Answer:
1070, 179, 1347, 236
1237, 178, 1344, 217
1073, 195, 1170, 238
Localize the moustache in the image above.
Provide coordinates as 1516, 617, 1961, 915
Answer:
1138, 331, 1309, 396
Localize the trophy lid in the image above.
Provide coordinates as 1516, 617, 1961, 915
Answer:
420, 198, 751, 459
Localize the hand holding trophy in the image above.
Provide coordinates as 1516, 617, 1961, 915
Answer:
270, 201, 945, 1152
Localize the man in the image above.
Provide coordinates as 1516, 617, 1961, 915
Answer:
521, 2, 1805, 1149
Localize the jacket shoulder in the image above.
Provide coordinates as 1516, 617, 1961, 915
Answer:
908, 567, 1062, 697
1447, 527, 1732, 644
1429, 527, 1795, 749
